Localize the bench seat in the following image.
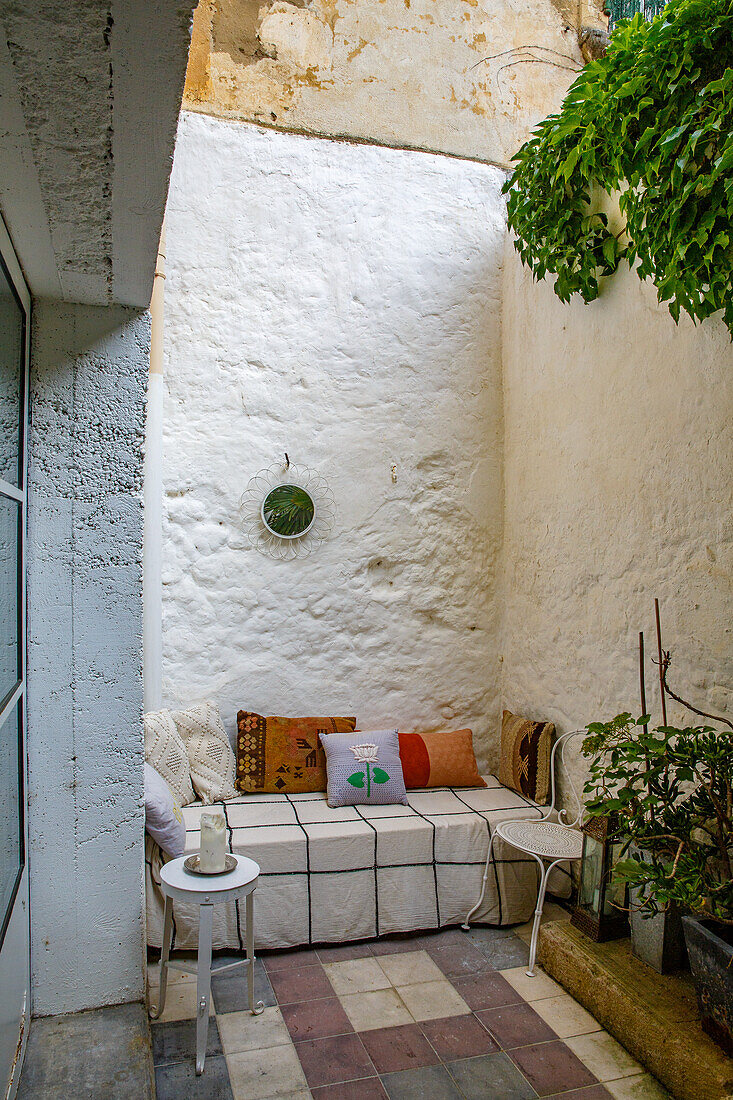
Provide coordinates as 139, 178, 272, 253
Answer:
145, 775, 570, 951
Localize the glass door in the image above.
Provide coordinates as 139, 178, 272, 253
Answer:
0, 214, 29, 1100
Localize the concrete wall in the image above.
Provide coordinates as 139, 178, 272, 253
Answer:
27, 301, 148, 1015
182, 0, 606, 167
500, 244, 733, 748
160, 111, 506, 770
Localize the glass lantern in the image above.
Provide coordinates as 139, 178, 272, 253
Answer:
570, 815, 628, 942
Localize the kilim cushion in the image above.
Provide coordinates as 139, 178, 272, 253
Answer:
320, 728, 408, 808
498, 709, 555, 805
398, 729, 487, 789
235, 713, 356, 793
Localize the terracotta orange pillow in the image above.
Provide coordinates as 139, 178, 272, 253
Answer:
398, 729, 486, 789
236, 713, 356, 793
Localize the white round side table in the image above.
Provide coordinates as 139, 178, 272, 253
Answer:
148, 854, 264, 1075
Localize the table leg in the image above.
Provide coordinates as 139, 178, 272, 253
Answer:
246, 891, 264, 1016
196, 904, 214, 1075
149, 895, 173, 1019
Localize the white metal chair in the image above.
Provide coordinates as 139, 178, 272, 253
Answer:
462, 730, 585, 976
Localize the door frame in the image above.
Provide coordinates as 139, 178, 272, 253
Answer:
0, 210, 30, 1100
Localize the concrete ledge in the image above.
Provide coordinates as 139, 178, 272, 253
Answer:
538, 923, 733, 1100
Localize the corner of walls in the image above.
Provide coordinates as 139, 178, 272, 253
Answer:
27, 299, 150, 1015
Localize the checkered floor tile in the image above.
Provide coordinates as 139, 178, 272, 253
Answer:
150, 918, 670, 1100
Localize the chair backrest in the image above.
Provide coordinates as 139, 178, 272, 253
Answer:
541, 729, 587, 828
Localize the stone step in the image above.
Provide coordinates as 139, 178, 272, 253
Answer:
538, 921, 733, 1100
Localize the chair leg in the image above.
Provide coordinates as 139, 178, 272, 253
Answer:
196, 904, 214, 1076
462, 831, 496, 930
527, 859, 551, 977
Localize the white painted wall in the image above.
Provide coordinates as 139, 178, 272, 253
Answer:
501, 244, 733, 745
161, 112, 507, 770
27, 301, 148, 1015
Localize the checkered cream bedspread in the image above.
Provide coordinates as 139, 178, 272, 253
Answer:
145, 776, 571, 952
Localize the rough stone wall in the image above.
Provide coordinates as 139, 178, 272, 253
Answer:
161, 111, 506, 770
182, 0, 605, 167
501, 244, 733, 765
27, 301, 148, 1015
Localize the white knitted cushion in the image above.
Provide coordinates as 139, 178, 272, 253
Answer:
144, 709, 196, 807
172, 700, 237, 805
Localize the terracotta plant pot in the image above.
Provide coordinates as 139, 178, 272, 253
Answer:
682, 915, 733, 1055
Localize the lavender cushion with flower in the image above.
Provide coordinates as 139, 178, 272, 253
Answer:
319, 728, 408, 808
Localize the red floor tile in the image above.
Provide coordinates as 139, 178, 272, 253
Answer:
317, 942, 375, 964
295, 1032, 375, 1088
262, 947, 320, 973
370, 936, 435, 956
420, 1014, 500, 1060
360, 1023, 440, 1074
281, 996, 354, 1042
451, 970, 524, 1011
311, 1078, 389, 1099
477, 1001, 558, 1049
545, 1087, 613, 1099
268, 963, 333, 1004
510, 1040, 598, 1096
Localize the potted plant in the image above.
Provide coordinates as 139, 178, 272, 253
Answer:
582, 715, 733, 1053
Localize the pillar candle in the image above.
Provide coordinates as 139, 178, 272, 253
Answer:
199, 808, 227, 872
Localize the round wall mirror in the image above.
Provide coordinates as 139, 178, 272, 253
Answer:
261, 483, 316, 539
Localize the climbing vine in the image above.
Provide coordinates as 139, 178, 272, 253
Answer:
503, 0, 733, 334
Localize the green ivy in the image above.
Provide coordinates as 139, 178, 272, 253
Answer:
503, 0, 733, 334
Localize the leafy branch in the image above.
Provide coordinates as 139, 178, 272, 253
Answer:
503, 0, 733, 336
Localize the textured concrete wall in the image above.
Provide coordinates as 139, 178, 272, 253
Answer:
501, 244, 733, 752
161, 112, 506, 770
27, 301, 148, 1015
182, 0, 605, 167
0, 0, 196, 306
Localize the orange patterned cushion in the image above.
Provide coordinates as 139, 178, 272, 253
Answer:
398, 729, 486, 789
235, 713, 356, 793
498, 709, 555, 805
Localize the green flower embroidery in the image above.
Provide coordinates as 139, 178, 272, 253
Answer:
347, 743, 389, 797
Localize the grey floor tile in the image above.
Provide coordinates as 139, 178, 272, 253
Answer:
152, 1017, 222, 1067
447, 1052, 538, 1099
16, 1002, 154, 1100
211, 957, 277, 1014
466, 928, 531, 969
155, 1055, 234, 1100
382, 1064, 463, 1100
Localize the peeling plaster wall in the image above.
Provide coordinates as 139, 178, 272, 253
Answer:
27, 301, 148, 1015
183, 0, 605, 167
501, 245, 733, 761
161, 112, 506, 770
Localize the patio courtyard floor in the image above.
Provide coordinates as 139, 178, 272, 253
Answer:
149, 910, 670, 1100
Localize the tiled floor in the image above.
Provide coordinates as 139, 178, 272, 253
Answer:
149, 912, 670, 1100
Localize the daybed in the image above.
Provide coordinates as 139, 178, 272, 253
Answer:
145, 775, 570, 952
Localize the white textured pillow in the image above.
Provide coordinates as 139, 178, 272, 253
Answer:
144, 709, 196, 806
172, 700, 237, 805
144, 763, 186, 857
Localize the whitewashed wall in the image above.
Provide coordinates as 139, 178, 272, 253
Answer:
501, 244, 733, 741
161, 112, 506, 769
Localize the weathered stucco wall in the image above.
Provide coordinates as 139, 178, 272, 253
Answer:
161, 111, 506, 769
183, 0, 605, 167
28, 301, 148, 1015
501, 245, 733, 745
